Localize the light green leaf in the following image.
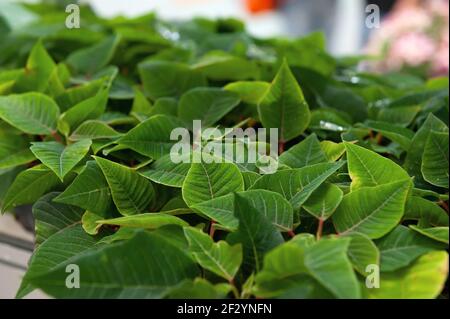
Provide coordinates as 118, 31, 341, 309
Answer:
345, 142, 410, 190
303, 182, 343, 221
178, 87, 240, 127
30, 139, 92, 181
421, 131, 449, 188
346, 233, 379, 276
184, 226, 242, 281
304, 237, 361, 299
82, 211, 104, 235
258, 60, 310, 142
376, 225, 445, 272
333, 179, 412, 239
14, 40, 55, 92
0, 93, 60, 135
94, 156, 155, 216
366, 251, 448, 299
320, 140, 346, 162
182, 161, 244, 207
97, 213, 188, 229
224, 81, 270, 104
279, 134, 327, 168
409, 225, 449, 244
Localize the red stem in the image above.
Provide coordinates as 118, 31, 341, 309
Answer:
278, 140, 285, 155
439, 200, 449, 213
316, 218, 324, 240
51, 131, 63, 144
287, 230, 296, 238
209, 220, 216, 238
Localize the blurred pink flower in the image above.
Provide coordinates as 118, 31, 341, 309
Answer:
365, 0, 449, 76
390, 32, 436, 66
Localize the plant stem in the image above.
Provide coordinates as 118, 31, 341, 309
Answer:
229, 278, 240, 299
439, 200, 449, 213
209, 220, 216, 238
316, 218, 324, 240
51, 131, 63, 144
287, 230, 296, 238
278, 140, 285, 154
376, 132, 383, 145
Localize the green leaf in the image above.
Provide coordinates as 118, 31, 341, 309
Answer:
192, 189, 294, 232
258, 60, 311, 142
364, 120, 414, 150
118, 114, 186, 159
404, 113, 448, 184
227, 193, 284, 274
320, 140, 346, 162
165, 278, 230, 299
254, 242, 331, 299
69, 120, 121, 141
17, 224, 101, 298
279, 134, 327, 168
346, 233, 379, 276
28, 231, 199, 298
192, 51, 259, 81
409, 225, 449, 244
304, 237, 361, 299
58, 88, 109, 135
333, 179, 412, 239
14, 40, 56, 92
0, 93, 60, 135
33, 192, 84, 246
404, 196, 449, 227
255, 236, 361, 299
303, 182, 343, 221
224, 81, 270, 104
182, 161, 244, 207
1, 165, 62, 213
366, 251, 448, 299
184, 226, 242, 281
0, 133, 34, 169
30, 139, 92, 181
376, 225, 445, 272
250, 162, 345, 209
178, 87, 240, 127
138, 60, 207, 100
421, 131, 449, 188
139, 153, 191, 188
82, 211, 104, 235
97, 213, 188, 229
54, 161, 115, 216
345, 142, 410, 190
94, 156, 155, 216
66, 35, 121, 74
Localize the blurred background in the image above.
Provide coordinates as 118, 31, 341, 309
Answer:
0, 0, 448, 298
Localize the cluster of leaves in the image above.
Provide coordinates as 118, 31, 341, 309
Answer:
0, 3, 448, 299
